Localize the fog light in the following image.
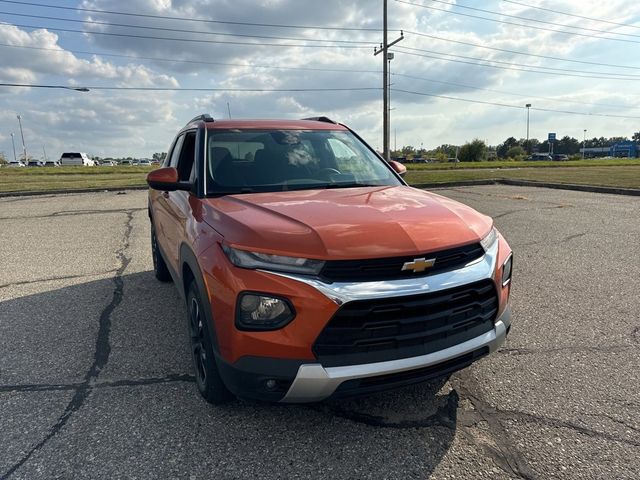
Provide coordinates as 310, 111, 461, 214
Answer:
265, 379, 277, 391
501, 254, 513, 287
236, 292, 295, 331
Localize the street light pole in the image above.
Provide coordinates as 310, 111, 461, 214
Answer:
525, 103, 531, 154
16, 114, 27, 162
583, 129, 587, 160
10, 132, 17, 162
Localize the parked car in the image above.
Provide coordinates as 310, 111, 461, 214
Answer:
552, 154, 569, 161
6, 161, 26, 167
138, 159, 152, 166
27, 160, 44, 167
101, 160, 117, 166
44, 161, 61, 167
59, 152, 95, 166
120, 160, 133, 166
147, 115, 513, 404
528, 154, 552, 161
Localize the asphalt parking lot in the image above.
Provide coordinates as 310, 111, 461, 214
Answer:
1, 185, 638, 479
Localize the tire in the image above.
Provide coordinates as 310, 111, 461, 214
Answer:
186, 280, 233, 404
150, 222, 172, 282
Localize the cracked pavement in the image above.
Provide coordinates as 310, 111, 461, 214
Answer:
0, 186, 638, 479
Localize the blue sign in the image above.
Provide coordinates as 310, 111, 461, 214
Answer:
548, 133, 556, 141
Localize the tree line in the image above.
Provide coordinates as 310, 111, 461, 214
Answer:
393, 131, 640, 162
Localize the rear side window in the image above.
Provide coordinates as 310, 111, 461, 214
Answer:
177, 132, 197, 182
168, 135, 185, 169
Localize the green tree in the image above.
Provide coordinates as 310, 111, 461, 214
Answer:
633, 132, 640, 142
556, 136, 580, 155
153, 152, 167, 162
506, 146, 526, 159
0, 152, 7, 165
497, 137, 519, 158
458, 139, 488, 162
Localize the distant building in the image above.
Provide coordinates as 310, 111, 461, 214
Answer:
580, 143, 639, 158
609, 142, 638, 158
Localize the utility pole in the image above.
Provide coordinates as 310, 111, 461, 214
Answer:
583, 129, 587, 160
374, 0, 403, 161
16, 114, 27, 162
10, 132, 17, 162
525, 103, 531, 154
42, 145, 48, 162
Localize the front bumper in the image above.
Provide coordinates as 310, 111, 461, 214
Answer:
279, 305, 510, 402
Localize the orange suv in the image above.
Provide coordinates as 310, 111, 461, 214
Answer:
147, 115, 513, 404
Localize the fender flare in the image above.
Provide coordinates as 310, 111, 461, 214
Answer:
179, 243, 221, 352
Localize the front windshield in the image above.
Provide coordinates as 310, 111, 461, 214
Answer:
206, 129, 402, 194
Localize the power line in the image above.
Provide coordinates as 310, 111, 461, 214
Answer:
0, 11, 375, 45
0, 83, 380, 93
0, 0, 391, 32
391, 88, 640, 119
0, 43, 381, 74
405, 31, 640, 71
6, 9, 638, 70
502, 0, 640, 31
0, 22, 372, 49
391, 72, 635, 109
396, 0, 640, 45
397, 46, 640, 79
394, 47, 640, 81
415, 0, 640, 39
3, 82, 636, 120
0, 42, 631, 109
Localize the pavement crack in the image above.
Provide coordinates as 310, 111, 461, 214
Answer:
0, 374, 195, 394
0, 271, 118, 290
307, 389, 459, 430
0, 207, 146, 221
560, 232, 588, 243
453, 373, 539, 480
1, 210, 134, 480
583, 412, 640, 434
0, 382, 83, 393
498, 344, 635, 356
95, 373, 196, 389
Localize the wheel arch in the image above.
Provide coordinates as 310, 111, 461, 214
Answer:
179, 242, 221, 351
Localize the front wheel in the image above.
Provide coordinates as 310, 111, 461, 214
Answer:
186, 281, 233, 404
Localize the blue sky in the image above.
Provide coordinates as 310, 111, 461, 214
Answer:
1, 0, 640, 160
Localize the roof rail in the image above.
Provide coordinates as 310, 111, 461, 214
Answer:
301, 116, 337, 124
186, 114, 215, 126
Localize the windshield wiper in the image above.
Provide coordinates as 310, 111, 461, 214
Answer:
322, 182, 384, 189
207, 187, 256, 197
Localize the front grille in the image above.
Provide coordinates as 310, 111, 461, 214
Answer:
319, 242, 485, 283
313, 279, 498, 367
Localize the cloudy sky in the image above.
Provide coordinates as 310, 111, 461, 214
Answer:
1, 0, 640, 160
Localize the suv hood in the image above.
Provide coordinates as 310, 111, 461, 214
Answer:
202, 186, 492, 259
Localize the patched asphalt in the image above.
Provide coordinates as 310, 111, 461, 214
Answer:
0, 186, 638, 479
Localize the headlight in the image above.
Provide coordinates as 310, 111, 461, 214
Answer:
222, 245, 324, 275
236, 292, 295, 330
480, 226, 498, 252
501, 253, 513, 287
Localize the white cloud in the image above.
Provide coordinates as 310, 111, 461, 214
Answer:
1, 0, 640, 159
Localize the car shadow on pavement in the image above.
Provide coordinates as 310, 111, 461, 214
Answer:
1, 271, 457, 479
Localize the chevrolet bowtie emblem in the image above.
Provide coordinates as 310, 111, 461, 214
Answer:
401, 257, 436, 273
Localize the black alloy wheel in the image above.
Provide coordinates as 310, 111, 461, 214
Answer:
151, 222, 172, 282
186, 281, 233, 404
